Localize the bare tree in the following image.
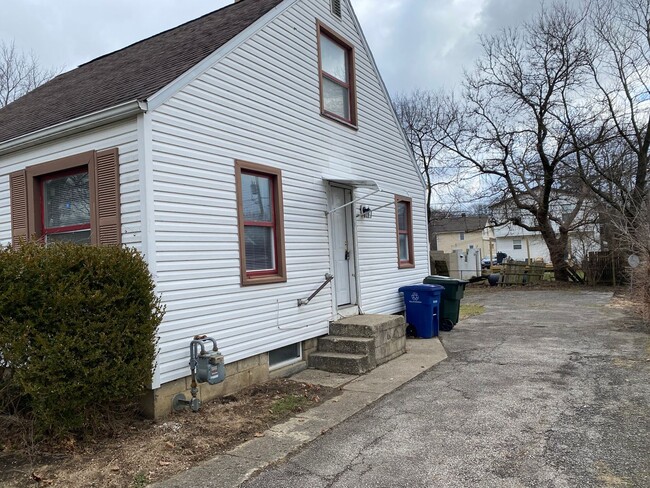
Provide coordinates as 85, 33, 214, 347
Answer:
574, 0, 649, 230
0, 40, 58, 108
431, 3, 607, 280
394, 90, 460, 222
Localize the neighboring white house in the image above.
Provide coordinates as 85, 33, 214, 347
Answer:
0, 0, 429, 417
490, 192, 601, 263
492, 222, 559, 262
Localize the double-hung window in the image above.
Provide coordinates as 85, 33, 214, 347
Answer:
41, 168, 91, 244
317, 22, 357, 127
235, 160, 287, 286
395, 196, 415, 268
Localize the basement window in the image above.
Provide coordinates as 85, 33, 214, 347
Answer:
269, 343, 302, 369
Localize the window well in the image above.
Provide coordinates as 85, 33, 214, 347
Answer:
269, 343, 301, 368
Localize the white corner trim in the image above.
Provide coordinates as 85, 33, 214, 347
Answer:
137, 111, 161, 389
146, 0, 300, 112
136, 112, 157, 280
345, 0, 427, 190
0, 100, 147, 158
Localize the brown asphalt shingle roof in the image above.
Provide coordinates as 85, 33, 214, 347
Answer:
0, 0, 284, 145
430, 215, 488, 234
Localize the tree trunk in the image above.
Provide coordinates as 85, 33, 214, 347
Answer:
539, 225, 571, 281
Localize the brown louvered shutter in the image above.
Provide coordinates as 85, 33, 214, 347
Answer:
93, 149, 121, 245
9, 170, 29, 247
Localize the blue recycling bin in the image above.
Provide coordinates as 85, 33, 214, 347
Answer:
398, 284, 444, 338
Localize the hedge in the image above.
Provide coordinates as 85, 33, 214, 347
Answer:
0, 242, 163, 438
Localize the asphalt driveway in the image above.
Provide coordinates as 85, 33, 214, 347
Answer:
243, 288, 650, 487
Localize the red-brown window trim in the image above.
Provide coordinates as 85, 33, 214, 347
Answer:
27, 151, 97, 244
395, 195, 415, 268
10, 149, 121, 246
316, 20, 358, 129
40, 166, 92, 241
235, 160, 287, 286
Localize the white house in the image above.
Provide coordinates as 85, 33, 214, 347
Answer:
490, 192, 601, 263
492, 222, 559, 262
0, 0, 429, 417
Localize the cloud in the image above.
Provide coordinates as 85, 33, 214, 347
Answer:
0, 0, 230, 72
0, 0, 584, 96
353, 0, 584, 94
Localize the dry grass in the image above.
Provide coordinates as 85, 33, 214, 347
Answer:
0, 379, 340, 487
595, 461, 631, 487
459, 303, 486, 320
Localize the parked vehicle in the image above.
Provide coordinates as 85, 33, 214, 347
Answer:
481, 257, 497, 269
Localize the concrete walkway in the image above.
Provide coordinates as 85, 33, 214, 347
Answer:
243, 289, 650, 487
155, 337, 448, 487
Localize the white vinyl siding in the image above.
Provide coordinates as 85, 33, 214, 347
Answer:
150, 0, 428, 385
0, 120, 141, 248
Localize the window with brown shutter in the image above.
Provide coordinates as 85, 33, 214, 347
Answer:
9, 149, 121, 247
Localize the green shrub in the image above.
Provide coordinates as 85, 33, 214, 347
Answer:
0, 242, 163, 438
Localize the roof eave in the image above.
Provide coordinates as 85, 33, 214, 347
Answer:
0, 99, 148, 157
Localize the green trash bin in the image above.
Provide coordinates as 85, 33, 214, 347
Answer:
422, 275, 468, 331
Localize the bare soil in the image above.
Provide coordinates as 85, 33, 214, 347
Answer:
0, 379, 340, 487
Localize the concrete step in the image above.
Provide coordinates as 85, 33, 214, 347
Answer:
308, 352, 374, 375
330, 314, 404, 338
318, 336, 375, 356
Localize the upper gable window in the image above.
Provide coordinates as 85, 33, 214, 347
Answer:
317, 22, 357, 127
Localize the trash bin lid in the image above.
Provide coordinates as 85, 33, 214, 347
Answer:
399, 284, 445, 293
424, 275, 469, 284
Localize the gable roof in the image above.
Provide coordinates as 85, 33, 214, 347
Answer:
430, 215, 488, 234
0, 0, 284, 145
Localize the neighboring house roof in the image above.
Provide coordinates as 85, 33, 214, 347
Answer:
431, 215, 488, 234
0, 0, 284, 145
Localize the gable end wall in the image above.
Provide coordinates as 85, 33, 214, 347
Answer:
149, 0, 428, 386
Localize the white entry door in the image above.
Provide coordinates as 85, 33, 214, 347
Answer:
330, 186, 357, 307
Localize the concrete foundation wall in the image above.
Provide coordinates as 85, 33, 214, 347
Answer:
142, 338, 319, 419
374, 316, 406, 365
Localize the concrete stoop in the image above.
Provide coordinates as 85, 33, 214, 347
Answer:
308, 314, 406, 375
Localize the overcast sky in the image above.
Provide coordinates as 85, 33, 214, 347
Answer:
0, 0, 556, 95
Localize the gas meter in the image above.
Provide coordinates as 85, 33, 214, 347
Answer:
190, 336, 225, 385
196, 349, 225, 385
172, 335, 226, 413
